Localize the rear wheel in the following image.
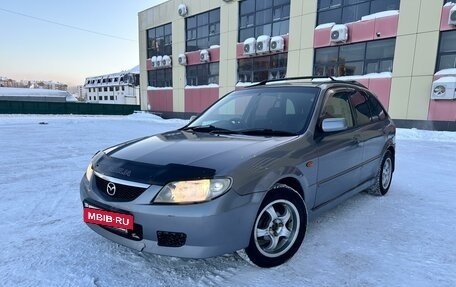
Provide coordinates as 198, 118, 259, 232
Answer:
244, 185, 307, 268
368, 150, 394, 196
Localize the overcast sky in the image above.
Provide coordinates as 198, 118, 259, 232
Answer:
0, 0, 167, 86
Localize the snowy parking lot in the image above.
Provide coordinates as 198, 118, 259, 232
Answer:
0, 113, 455, 287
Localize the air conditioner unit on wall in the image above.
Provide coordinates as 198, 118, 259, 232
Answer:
200, 49, 210, 62
151, 56, 157, 68
330, 24, 348, 43
449, 5, 456, 25
431, 77, 456, 100
270, 36, 285, 52
178, 54, 187, 65
156, 56, 163, 68
256, 35, 271, 54
243, 37, 256, 56
162, 55, 172, 67
178, 4, 188, 17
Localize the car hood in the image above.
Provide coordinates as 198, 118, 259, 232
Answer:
93, 130, 294, 185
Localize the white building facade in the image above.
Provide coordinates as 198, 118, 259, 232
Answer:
84, 68, 140, 105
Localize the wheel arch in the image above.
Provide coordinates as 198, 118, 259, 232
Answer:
276, 177, 305, 202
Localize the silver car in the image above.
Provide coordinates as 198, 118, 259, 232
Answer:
80, 76, 395, 267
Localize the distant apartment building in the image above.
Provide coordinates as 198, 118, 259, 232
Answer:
0, 77, 14, 87
84, 66, 140, 105
138, 0, 456, 129
0, 77, 67, 90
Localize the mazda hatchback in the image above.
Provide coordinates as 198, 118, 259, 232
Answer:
80, 76, 395, 267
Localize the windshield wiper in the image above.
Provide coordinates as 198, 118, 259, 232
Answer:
236, 128, 297, 136
182, 125, 235, 134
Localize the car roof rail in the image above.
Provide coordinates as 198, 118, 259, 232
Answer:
249, 76, 367, 89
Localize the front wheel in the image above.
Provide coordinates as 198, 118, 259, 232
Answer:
244, 185, 307, 268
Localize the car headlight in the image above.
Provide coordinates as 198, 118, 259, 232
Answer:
153, 178, 232, 204
85, 163, 94, 181
85, 151, 103, 181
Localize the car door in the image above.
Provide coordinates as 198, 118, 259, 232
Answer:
350, 90, 390, 182
314, 88, 364, 208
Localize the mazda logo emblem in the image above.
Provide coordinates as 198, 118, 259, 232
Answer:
106, 182, 116, 196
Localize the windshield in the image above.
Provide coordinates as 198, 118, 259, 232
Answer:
185, 86, 320, 136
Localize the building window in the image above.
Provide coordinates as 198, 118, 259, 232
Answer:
238, 53, 287, 83
104, 87, 108, 92
317, 0, 400, 26
186, 9, 220, 52
436, 30, 456, 72
239, 0, 290, 42
314, 38, 395, 77
98, 96, 102, 100
98, 87, 102, 92
148, 68, 173, 87
110, 96, 114, 100
186, 63, 220, 86
147, 23, 172, 58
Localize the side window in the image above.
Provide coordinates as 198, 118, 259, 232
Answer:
366, 92, 386, 121
349, 91, 371, 126
321, 91, 354, 129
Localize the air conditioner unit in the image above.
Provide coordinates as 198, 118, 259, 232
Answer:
431, 77, 456, 100
449, 5, 456, 25
178, 4, 188, 17
200, 49, 210, 62
243, 37, 256, 56
151, 56, 157, 68
330, 24, 348, 43
178, 54, 187, 65
162, 55, 172, 67
256, 35, 271, 54
156, 56, 163, 68
270, 36, 285, 52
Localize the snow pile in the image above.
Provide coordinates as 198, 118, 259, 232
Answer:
147, 86, 173, 90
444, 1, 455, 7
236, 81, 260, 87
435, 68, 456, 76
126, 111, 189, 124
361, 10, 399, 21
315, 22, 335, 30
185, 83, 219, 89
0, 87, 71, 98
396, 128, 456, 142
336, 72, 392, 80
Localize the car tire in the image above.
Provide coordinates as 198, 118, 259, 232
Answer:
368, 150, 394, 196
244, 184, 307, 268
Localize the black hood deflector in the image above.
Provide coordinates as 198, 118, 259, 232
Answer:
93, 154, 216, 185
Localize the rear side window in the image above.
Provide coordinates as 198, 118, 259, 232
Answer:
349, 91, 371, 126
366, 93, 386, 121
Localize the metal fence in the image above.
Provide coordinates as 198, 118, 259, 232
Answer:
0, 101, 140, 115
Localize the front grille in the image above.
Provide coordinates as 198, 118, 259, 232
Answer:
94, 175, 147, 202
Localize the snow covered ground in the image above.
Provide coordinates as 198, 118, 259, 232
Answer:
0, 113, 455, 287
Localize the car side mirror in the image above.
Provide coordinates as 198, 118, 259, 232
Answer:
322, 118, 348, 133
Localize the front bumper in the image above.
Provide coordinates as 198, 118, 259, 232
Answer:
80, 177, 264, 258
